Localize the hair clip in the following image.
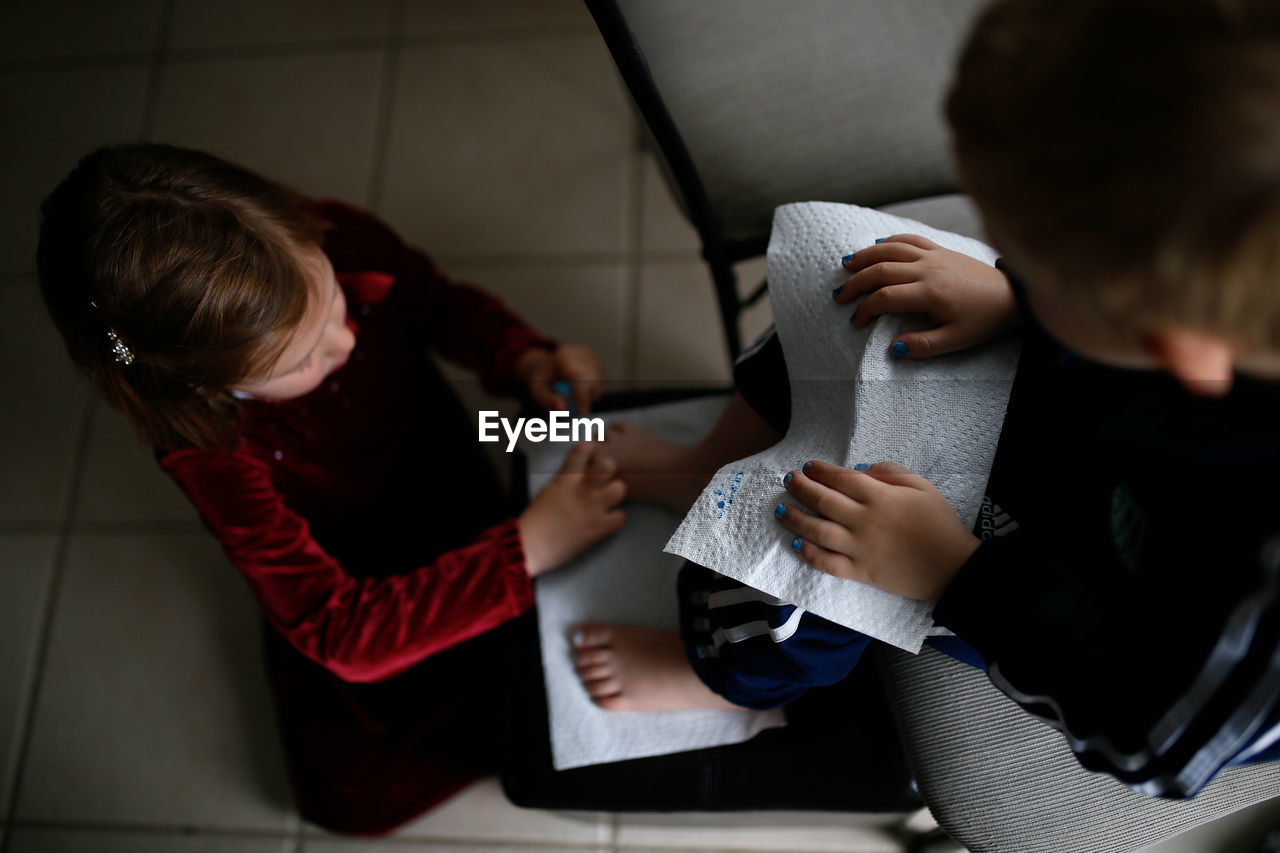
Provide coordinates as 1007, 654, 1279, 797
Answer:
106, 327, 134, 366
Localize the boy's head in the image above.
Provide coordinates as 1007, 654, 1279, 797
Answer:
38, 143, 326, 448
948, 0, 1280, 388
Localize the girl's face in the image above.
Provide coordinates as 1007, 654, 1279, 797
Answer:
230, 244, 356, 401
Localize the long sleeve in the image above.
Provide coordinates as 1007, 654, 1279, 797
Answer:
931, 320, 1280, 798
161, 446, 537, 683
935, 531, 1280, 797
315, 199, 556, 395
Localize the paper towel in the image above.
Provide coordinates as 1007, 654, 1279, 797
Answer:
664, 202, 1020, 653
527, 395, 786, 771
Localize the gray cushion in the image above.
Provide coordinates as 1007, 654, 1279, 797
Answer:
618, 0, 987, 242
877, 646, 1280, 853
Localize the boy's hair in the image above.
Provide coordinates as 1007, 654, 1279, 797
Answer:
38, 143, 322, 450
947, 0, 1280, 347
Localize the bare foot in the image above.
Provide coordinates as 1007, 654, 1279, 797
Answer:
597, 422, 709, 514
571, 623, 744, 711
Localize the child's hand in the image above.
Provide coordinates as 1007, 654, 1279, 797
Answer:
774, 460, 980, 603
517, 442, 627, 577
517, 344, 605, 414
837, 235, 1018, 359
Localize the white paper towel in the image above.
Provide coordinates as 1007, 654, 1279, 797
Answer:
527, 396, 786, 771
664, 202, 1020, 653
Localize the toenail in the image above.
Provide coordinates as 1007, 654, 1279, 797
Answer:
791, 537, 803, 552
783, 472, 793, 486
802, 461, 812, 474
572, 629, 585, 647
775, 503, 787, 518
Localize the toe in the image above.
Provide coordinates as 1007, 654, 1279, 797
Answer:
575, 661, 613, 682
584, 675, 622, 700
572, 623, 614, 649
573, 647, 611, 667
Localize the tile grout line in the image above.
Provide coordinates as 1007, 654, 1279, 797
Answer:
621, 123, 647, 383
138, 0, 177, 138
364, 0, 408, 213
0, 397, 97, 853
0, 26, 600, 74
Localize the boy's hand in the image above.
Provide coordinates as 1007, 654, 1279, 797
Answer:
774, 459, 979, 603
837, 235, 1018, 358
518, 443, 627, 577
518, 344, 605, 414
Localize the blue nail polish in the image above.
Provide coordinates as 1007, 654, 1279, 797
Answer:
850, 312, 858, 324
841, 253, 855, 264
874, 237, 888, 244
832, 286, 843, 299
854, 462, 871, 472
891, 341, 910, 358
775, 503, 787, 518
783, 472, 793, 486
791, 537, 803, 552
802, 461, 812, 474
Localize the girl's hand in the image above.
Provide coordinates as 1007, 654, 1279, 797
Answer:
837, 235, 1018, 359
517, 344, 605, 414
774, 459, 979, 603
518, 442, 627, 577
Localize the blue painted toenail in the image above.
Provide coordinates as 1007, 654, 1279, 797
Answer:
775, 503, 787, 518
802, 461, 812, 474
841, 253, 855, 264
783, 472, 793, 486
832, 286, 843, 299
791, 537, 803, 552
891, 341, 910, 358
875, 237, 888, 244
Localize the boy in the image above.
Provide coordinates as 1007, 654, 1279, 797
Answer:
574, 0, 1280, 798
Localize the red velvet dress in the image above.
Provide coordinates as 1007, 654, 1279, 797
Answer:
160, 200, 555, 834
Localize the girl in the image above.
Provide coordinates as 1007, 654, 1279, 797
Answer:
37, 142, 626, 835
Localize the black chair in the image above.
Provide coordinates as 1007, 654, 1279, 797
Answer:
582, 2, 1280, 850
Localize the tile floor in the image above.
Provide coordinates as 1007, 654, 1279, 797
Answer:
1, 2, 1278, 852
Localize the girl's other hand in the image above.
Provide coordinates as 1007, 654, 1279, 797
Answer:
774, 460, 979, 603
518, 344, 605, 414
517, 442, 626, 577
837, 235, 1018, 358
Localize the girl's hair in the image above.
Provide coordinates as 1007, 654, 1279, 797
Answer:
947, 0, 1280, 347
38, 143, 322, 450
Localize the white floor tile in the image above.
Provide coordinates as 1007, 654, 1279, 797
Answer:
0, 535, 57, 820
403, 0, 593, 37
0, 282, 91, 523
8, 828, 293, 853
152, 50, 385, 204
379, 35, 631, 258
634, 261, 732, 386
389, 776, 608, 846
75, 403, 200, 524
0, 0, 165, 63
0, 66, 150, 274
170, 0, 395, 51
616, 811, 904, 852
15, 533, 293, 831
640, 153, 701, 255
446, 262, 628, 381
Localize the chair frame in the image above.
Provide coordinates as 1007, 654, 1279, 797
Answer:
586, 0, 770, 362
